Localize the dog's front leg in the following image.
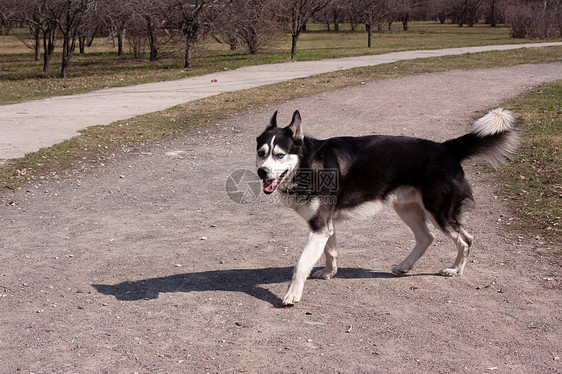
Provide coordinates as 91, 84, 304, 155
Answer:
283, 229, 331, 306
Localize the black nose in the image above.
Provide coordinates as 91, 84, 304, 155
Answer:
257, 167, 268, 179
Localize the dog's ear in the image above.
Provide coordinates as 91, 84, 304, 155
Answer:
267, 111, 278, 129
287, 110, 303, 142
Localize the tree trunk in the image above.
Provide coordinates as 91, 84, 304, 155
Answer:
61, 33, 76, 78
349, 12, 357, 31
42, 26, 56, 72
490, 0, 496, 27
86, 25, 95, 47
43, 43, 51, 71
145, 15, 158, 61
401, 13, 409, 31
247, 27, 258, 55
117, 29, 125, 56
366, 23, 372, 48
184, 37, 194, 69
291, 33, 299, 59
79, 36, 86, 54
457, 9, 466, 27
34, 29, 41, 61
333, 8, 339, 31
61, 34, 69, 78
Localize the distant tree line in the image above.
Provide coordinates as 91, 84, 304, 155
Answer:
317, 0, 561, 35
0, 0, 560, 78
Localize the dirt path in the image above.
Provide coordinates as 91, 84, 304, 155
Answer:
1, 63, 561, 373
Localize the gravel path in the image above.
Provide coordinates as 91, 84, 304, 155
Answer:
0, 62, 561, 373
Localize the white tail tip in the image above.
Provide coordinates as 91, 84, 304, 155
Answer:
473, 108, 518, 137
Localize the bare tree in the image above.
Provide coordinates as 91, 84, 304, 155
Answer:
466, 0, 484, 25
320, 1, 346, 31
449, 0, 485, 26
2, 0, 39, 59
355, 0, 389, 47
78, 6, 100, 54
114, 0, 168, 61
220, 0, 282, 54
0, 0, 16, 35
165, 0, 221, 69
426, 0, 452, 23
21, 0, 59, 71
390, 0, 422, 30
42, 0, 96, 78
505, 0, 562, 38
276, 0, 334, 59
485, 0, 500, 26
343, 0, 361, 31
14, 0, 91, 75
97, 0, 133, 56
142, 0, 165, 61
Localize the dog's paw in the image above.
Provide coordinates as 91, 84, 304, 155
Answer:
282, 293, 300, 306
312, 268, 336, 280
439, 267, 460, 277
283, 283, 302, 306
391, 263, 410, 276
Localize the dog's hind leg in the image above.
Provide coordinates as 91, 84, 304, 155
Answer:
391, 203, 434, 275
438, 227, 473, 276
312, 228, 338, 280
429, 194, 474, 276
283, 228, 332, 306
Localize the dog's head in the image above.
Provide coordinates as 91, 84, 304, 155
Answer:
256, 110, 303, 194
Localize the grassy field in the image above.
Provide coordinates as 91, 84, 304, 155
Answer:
0, 23, 560, 241
492, 82, 562, 241
1, 22, 559, 105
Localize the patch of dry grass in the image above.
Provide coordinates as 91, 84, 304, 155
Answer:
492, 80, 562, 242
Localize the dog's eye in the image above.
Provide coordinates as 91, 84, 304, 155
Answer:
257, 151, 265, 157
277, 154, 285, 159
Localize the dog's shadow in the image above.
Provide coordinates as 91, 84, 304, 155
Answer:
92, 267, 406, 306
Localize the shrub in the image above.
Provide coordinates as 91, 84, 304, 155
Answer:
505, 0, 561, 38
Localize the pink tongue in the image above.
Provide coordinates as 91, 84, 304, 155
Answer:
263, 178, 279, 193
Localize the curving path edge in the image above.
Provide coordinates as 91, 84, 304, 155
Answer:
1, 42, 561, 163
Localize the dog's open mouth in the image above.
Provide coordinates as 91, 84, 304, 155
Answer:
262, 170, 288, 194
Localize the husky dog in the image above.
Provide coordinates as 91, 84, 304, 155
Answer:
256, 109, 519, 306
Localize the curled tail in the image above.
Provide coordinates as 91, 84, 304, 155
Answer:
444, 108, 521, 167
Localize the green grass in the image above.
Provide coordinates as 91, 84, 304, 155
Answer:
1, 22, 559, 104
491, 81, 562, 242
298, 22, 538, 54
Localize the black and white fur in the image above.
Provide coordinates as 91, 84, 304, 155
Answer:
256, 109, 520, 306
